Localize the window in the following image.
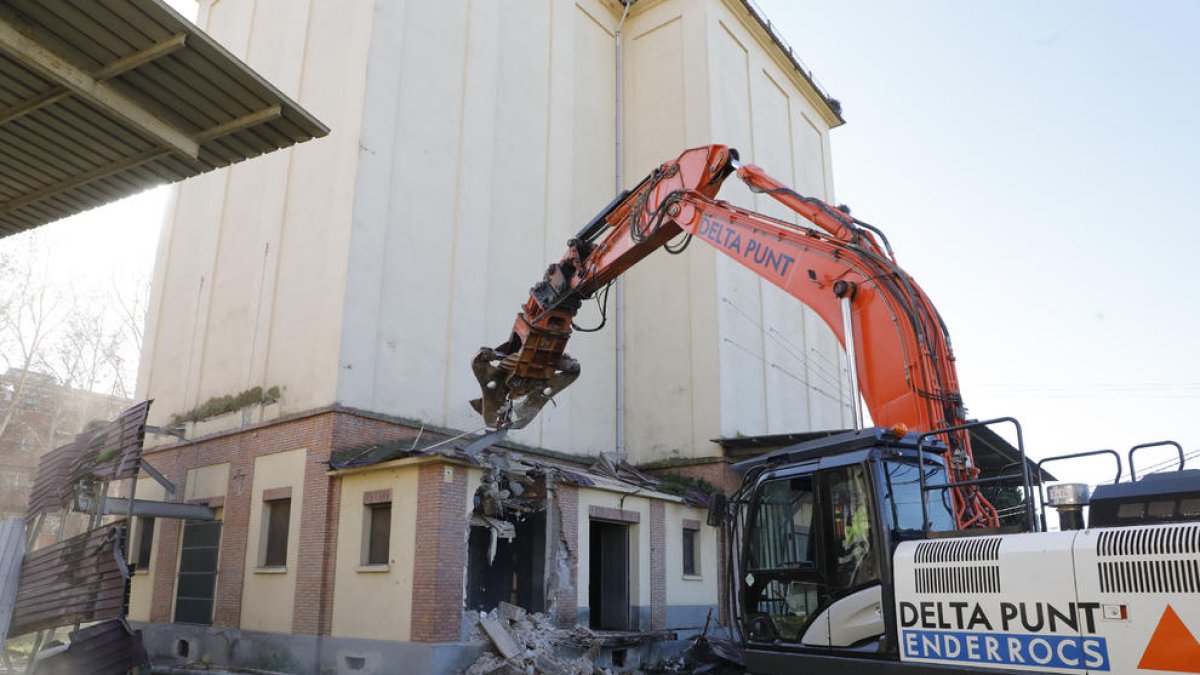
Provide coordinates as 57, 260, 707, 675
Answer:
135, 517, 155, 570
829, 465, 879, 588
174, 521, 221, 625
1117, 502, 1145, 520
749, 477, 816, 572
1147, 500, 1175, 519
682, 526, 699, 576
745, 476, 820, 642
262, 499, 291, 567
880, 459, 956, 534
365, 503, 391, 565
743, 467, 884, 644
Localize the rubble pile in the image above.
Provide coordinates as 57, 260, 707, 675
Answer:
465, 603, 603, 675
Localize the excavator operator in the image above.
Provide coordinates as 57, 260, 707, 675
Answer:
834, 467, 876, 588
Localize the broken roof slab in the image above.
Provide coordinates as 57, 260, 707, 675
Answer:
0, 0, 328, 236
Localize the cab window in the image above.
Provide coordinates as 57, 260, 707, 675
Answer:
742, 465, 883, 644
829, 465, 878, 588
749, 477, 816, 571
745, 476, 821, 641
880, 459, 956, 534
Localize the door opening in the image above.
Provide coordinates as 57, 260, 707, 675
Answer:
466, 511, 547, 611
589, 520, 630, 630
174, 520, 221, 625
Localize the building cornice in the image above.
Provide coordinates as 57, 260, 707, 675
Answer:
720, 0, 845, 128
608, 0, 844, 127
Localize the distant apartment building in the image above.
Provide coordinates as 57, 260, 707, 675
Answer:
130, 1, 846, 672
0, 368, 129, 520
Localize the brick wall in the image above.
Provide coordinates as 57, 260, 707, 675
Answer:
292, 418, 336, 634
330, 411, 424, 455
148, 462, 182, 624
553, 484, 578, 628
647, 460, 739, 626
649, 501, 666, 630
410, 461, 468, 642
317, 475, 342, 635
143, 409, 406, 632
213, 445, 254, 627
649, 460, 741, 494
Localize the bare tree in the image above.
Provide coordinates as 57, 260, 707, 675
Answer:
0, 237, 63, 441
111, 275, 149, 357
39, 301, 128, 449
0, 233, 143, 519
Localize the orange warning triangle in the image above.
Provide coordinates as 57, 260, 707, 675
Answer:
1139, 605, 1200, 673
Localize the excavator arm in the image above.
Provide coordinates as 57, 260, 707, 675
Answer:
472, 144, 998, 529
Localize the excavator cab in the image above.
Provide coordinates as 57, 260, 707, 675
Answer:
726, 427, 994, 662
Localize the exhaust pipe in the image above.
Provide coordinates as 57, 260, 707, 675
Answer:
1046, 483, 1091, 531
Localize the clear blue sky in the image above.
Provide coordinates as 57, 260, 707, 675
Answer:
756, 0, 1200, 482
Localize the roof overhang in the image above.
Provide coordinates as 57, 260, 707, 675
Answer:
717, 425, 1056, 482
0, 0, 328, 236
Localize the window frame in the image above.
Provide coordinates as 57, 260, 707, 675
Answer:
741, 471, 827, 644
363, 501, 392, 566
261, 497, 291, 569
740, 461, 887, 646
134, 516, 155, 572
878, 457, 957, 535
682, 523, 700, 577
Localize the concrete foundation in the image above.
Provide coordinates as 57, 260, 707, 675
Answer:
136, 616, 717, 675
135, 623, 486, 675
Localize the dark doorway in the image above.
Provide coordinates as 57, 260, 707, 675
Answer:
174, 520, 221, 625
589, 520, 630, 630
466, 512, 546, 611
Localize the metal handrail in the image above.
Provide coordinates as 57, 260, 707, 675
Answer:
1128, 440, 1185, 481
915, 417, 1034, 536
1034, 448, 1121, 531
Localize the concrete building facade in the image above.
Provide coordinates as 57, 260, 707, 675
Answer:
130, 0, 847, 672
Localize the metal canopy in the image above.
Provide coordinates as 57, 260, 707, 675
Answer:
717, 426, 1057, 481
0, 0, 329, 236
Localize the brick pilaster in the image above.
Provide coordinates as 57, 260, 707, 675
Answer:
553, 483, 578, 628
317, 475, 342, 635
148, 454, 182, 624
292, 431, 335, 634
646, 460, 739, 626
213, 451, 254, 627
410, 462, 468, 642
650, 501, 666, 629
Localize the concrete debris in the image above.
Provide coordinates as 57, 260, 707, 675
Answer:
479, 612, 522, 661
640, 612, 743, 675
465, 606, 603, 675
497, 601, 527, 624
589, 453, 660, 489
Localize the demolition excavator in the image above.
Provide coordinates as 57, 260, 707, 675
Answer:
472, 145, 1200, 674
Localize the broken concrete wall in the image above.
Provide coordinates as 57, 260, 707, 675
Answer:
458, 451, 720, 638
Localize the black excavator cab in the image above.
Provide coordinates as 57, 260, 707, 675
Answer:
712, 423, 1042, 674
1088, 470, 1200, 527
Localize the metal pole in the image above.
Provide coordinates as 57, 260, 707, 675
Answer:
613, 0, 634, 460
840, 295, 862, 429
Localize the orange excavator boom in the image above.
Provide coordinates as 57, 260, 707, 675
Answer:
471, 144, 998, 529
